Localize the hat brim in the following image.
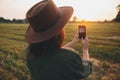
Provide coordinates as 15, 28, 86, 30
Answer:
25, 7, 73, 43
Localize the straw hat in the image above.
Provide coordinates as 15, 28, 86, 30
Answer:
25, 0, 73, 43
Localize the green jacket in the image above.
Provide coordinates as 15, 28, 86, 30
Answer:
25, 47, 92, 80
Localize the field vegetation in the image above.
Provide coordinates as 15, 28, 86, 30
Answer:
0, 22, 120, 80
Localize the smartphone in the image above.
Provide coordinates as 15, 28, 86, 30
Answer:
78, 25, 86, 39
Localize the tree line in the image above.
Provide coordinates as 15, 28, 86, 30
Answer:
0, 17, 27, 23
112, 4, 120, 22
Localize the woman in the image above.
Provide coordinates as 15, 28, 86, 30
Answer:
25, 0, 92, 80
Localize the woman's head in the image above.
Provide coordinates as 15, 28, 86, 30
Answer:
29, 29, 65, 56
25, 0, 73, 43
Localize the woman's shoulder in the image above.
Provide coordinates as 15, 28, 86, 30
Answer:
24, 46, 81, 62
56, 47, 81, 59
59, 47, 79, 55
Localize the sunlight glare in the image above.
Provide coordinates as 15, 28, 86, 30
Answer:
72, 0, 118, 21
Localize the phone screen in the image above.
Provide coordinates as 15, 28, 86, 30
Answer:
79, 27, 86, 33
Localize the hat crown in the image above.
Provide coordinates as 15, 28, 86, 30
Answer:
28, 2, 48, 17
26, 0, 60, 32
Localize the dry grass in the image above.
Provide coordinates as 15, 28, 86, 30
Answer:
83, 58, 120, 80
0, 23, 120, 80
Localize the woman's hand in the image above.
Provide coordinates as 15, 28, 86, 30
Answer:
71, 32, 80, 43
62, 32, 80, 48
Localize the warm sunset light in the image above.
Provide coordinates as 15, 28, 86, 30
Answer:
0, 0, 120, 21
54, 0, 120, 21
0, 0, 120, 80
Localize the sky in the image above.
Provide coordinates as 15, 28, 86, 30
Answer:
0, 0, 120, 21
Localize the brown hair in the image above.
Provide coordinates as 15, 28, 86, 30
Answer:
29, 29, 64, 57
